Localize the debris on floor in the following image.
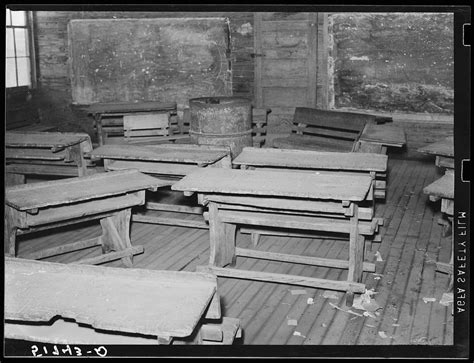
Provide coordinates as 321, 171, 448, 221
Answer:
329, 302, 363, 317
439, 292, 453, 306
307, 297, 314, 305
378, 331, 392, 339
322, 291, 339, 299
287, 319, 298, 326
422, 297, 437, 303
293, 331, 306, 338
375, 251, 383, 262
290, 289, 307, 295
352, 289, 381, 313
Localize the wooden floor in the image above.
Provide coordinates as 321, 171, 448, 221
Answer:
13, 157, 454, 345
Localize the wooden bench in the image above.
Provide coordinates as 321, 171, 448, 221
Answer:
172, 168, 380, 304
417, 136, 454, 172
272, 107, 404, 154
90, 143, 232, 229
4, 258, 242, 345
423, 172, 454, 288
5, 131, 96, 185
87, 101, 188, 146
4, 169, 168, 266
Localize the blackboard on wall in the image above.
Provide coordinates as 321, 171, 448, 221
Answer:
68, 18, 232, 107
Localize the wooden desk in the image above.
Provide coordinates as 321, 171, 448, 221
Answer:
5, 131, 96, 185
359, 123, 407, 147
417, 136, 454, 171
4, 258, 241, 345
423, 173, 454, 282
90, 143, 232, 228
172, 168, 379, 302
233, 147, 388, 199
4, 170, 167, 266
87, 101, 181, 146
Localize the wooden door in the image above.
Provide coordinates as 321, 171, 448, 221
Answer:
253, 12, 328, 109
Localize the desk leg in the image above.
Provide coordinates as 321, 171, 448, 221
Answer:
96, 115, 104, 146
347, 204, 364, 306
99, 209, 133, 267
5, 173, 25, 186
4, 208, 18, 257
69, 144, 87, 177
208, 203, 236, 267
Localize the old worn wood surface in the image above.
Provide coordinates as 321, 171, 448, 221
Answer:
233, 147, 387, 172
359, 124, 407, 147
91, 144, 229, 165
423, 173, 454, 200
9, 158, 454, 346
417, 136, 454, 157
69, 18, 231, 106
5, 257, 217, 338
5, 148, 66, 161
5, 131, 89, 151
172, 168, 372, 201
5, 169, 166, 211
88, 101, 177, 116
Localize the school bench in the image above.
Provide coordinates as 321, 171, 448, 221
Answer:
87, 101, 188, 146
417, 136, 454, 172
5, 131, 96, 185
89, 143, 232, 229
271, 107, 405, 154
4, 257, 242, 345
172, 168, 380, 304
4, 169, 168, 266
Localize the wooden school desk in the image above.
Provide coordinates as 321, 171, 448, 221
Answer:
87, 101, 180, 146
233, 146, 388, 199
5, 131, 95, 185
4, 169, 167, 266
417, 135, 454, 172
90, 143, 231, 228
172, 168, 379, 303
5, 258, 241, 345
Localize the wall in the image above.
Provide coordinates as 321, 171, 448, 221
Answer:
330, 12, 454, 158
31, 11, 254, 140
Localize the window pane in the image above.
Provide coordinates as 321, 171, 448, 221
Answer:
6, 58, 18, 87
6, 28, 15, 57
15, 28, 29, 57
16, 57, 31, 86
6, 9, 11, 26
11, 10, 26, 26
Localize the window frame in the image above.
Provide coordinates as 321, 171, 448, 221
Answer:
6, 9, 37, 89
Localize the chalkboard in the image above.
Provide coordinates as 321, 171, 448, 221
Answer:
68, 18, 232, 107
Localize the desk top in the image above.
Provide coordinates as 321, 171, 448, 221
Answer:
233, 147, 388, 172
417, 136, 454, 157
5, 169, 169, 211
5, 257, 217, 338
172, 168, 373, 201
359, 123, 406, 147
91, 143, 229, 165
5, 131, 90, 152
423, 173, 454, 199
87, 101, 177, 115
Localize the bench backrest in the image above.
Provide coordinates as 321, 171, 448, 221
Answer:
291, 107, 378, 142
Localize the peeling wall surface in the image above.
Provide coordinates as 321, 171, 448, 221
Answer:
69, 18, 232, 107
331, 13, 454, 114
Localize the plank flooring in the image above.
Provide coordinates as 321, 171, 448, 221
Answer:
11, 157, 454, 345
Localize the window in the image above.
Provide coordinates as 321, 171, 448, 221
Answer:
6, 9, 35, 88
